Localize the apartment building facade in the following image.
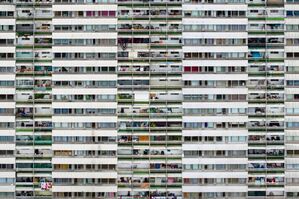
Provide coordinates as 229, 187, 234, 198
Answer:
0, 0, 299, 198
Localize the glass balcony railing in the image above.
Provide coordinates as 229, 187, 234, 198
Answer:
118, 107, 182, 116
34, 52, 52, 60
248, 10, 284, 18
35, 38, 52, 46
117, 193, 182, 199
17, 36, 34, 46
118, 65, 182, 73
35, 66, 52, 75
248, 24, 284, 32
248, 177, 284, 186
118, 24, 181, 32
267, 0, 284, 5
118, 0, 181, 3
248, 93, 284, 101
248, 65, 284, 74
16, 51, 33, 59
248, 107, 284, 116
17, 9, 34, 18
16, 0, 52, 4
0, 0, 13, 3
247, 79, 284, 89
118, 10, 182, 18
118, 51, 182, 60
118, 135, 181, 144
35, 23, 51, 32
35, 93, 52, 102
248, 121, 284, 128
118, 121, 182, 130
117, 92, 183, 102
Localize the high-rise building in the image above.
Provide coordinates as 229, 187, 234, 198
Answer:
0, 0, 299, 198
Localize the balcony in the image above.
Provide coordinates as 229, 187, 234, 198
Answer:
15, 66, 48, 77
248, 0, 266, 5
118, 149, 182, 159
118, 38, 181, 51
118, 79, 149, 88
151, 79, 182, 88
150, 92, 183, 102
117, 93, 134, 101
118, 65, 150, 73
16, 107, 33, 118
118, 23, 181, 33
249, 51, 284, 61
248, 191, 284, 198
118, 107, 182, 117
247, 79, 284, 89
248, 79, 266, 88
248, 149, 284, 159
118, 9, 182, 19
16, 148, 52, 159
117, 191, 182, 199
35, 22, 51, 33
17, 177, 33, 183
118, 135, 181, 145
248, 93, 284, 102
35, 66, 52, 75
248, 38, 284, 49
35, 80, 52, 91
16, 191, 33, 198
248, 24, 284, 33
16, 135, 33, 145
248, 107, 284, 116
16, 65, 34, 77
35, 107, 51, 117
118, 64, 181, 74
16, 162, 52, 170
119, 177, 181, 188
150, 64, 182, 73
248, 163, 284, 171
267, 0, 284, 6
35, 9, 53, 19
0, 0, 13, 3
118, 51, 182, 60
248, 9, 284, 18
16, 0, 52, 4
34, 51, 52, 60
35, 93, 52, 103
118, 121, 182, 131
248, 135, 284, 145
118, 177, 149, 188
34, 135, 52, 145
117, 0, 182, 4
150, 163, 182, 173
267, 79, 284, 89
16, 24, 34, 33
117, 163, 182, 173
248, 176, 284, 186
248, 64, 284, 75
16, 121, 34, 130
118, 78, 182, 89
35, 121, 52, 130
117, 92, 182, 102
35, 38, 52, 47
248, 121, 284, 129
16, 149, 51, 158
16, 51, 34, 60
17, 9, 34, 19
267, 38, 284, 46
248, 38, 266, 48
17, 36, 34, 46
